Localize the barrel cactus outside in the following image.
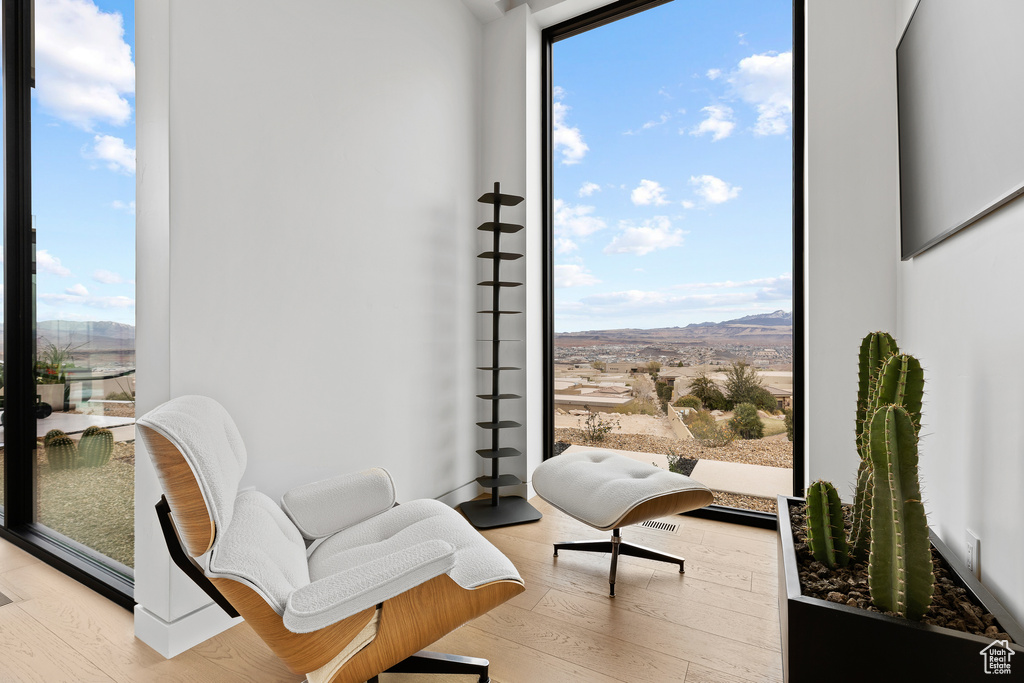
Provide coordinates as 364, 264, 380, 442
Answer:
79, 426, 115, 468
46, 434, 79, 471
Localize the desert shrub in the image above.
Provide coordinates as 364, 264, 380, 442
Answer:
728, 403, 764, 440
582, 411, 619, 443
645, 361, 662, 376
784, 407, 794, 442
105, 391, 135, 401
666, 451, 698, 476
673, 394, 701, 409
687, 410, 734, 447
591, 361, 607, 372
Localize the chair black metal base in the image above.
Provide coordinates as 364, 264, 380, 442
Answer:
365, 650, 490, 683
553, 528, 685, 597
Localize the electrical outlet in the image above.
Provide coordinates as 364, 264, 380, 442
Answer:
966, 529, 981, 579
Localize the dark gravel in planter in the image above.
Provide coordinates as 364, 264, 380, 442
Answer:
668, 456, 698, 476
789, 502, 1015, 642
552, 441, 572, 456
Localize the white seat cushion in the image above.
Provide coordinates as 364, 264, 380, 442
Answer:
207, 490, 310, 614
308, 499, 521, 590
532, 449, 713, 530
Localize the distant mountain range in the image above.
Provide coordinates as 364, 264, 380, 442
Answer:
0, 320, 135, 353
555, 310, 792, 347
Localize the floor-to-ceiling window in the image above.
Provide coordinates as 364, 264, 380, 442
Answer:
2, 0, 135, 604
544, 0, 802, 523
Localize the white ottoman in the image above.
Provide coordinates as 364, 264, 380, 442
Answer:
533, 449, 714, 596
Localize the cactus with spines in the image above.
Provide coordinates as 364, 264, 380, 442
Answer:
79, 426, 114, 468
867, 404, 934, 620
868, 353, 924, 433
856, 332, 899, 443
851, 332, 899, 561
805, 480, 849, 569
44, 428, 67, 447
46, 434, 79, 471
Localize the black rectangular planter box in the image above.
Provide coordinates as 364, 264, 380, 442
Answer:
778, 496, 1024, 682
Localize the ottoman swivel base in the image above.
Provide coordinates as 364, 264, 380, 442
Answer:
553, 527, 685, 597
533, 449, 714, 597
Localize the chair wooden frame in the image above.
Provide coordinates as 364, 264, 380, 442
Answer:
139, 425, 524, 682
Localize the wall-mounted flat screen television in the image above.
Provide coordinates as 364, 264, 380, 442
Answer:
898, 0, 1024, 259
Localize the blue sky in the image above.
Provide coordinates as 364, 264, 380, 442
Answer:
1, 0, 136, 327
553, 0, 792, 333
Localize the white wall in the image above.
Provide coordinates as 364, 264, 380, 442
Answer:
136, 0, 485, 653
804, 0, 900, 496
894, 0, 1024, 625
165, 0, 483, 500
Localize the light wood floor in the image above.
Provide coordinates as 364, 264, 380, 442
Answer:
0, 497, 782, 682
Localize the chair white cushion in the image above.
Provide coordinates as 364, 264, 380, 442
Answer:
207, 490, 310, 614
138, 395, 247, 533
308, 499, 521, 591
532, 449, 713, 530
284, 539, 455, 633
281, 468, 397, 540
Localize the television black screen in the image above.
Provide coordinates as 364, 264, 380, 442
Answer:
898, 0, 1024, 259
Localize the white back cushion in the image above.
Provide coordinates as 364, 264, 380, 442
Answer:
138, 395, 248, 533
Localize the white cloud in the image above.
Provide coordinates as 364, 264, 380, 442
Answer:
554, 264, 600, 288
578, 182, 601, 198
706, 68, 722, 80
603, 217, 684, 256
658, 87, 672, 99
37, 250, 72, 277
630, 179, 670, 206
674, 273, 793, 301
111, 199, 136, 214
737, 32, 749, 46
93, 269, 125, 284
65, 283, 89, 296
690, 175, 741, 204
690, 104, 735, 141
554, 199, 607, 237
90, 135, 135, 174
35, 0, 135, 130
681, 200, 696, 209
554, 238, 579, 255
625, 112, 671, 135
729, 51, 792, 136
553, 88, 588, 165
39, 292, 134, 308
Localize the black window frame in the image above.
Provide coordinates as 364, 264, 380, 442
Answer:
1, 0, 134, 608
541, 0, 806, 529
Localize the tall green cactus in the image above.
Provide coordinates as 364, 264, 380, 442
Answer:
869, 354, 924, 433
805, 480, 849, 569
851, 332, 899, 561
79, 426, 114, 468
46, 434, 79, 471
867, 405, 934, 620
856, 332, 898, 441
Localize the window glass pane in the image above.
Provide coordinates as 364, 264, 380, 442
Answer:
30, 0, 135, 569
552, 0, 794, 513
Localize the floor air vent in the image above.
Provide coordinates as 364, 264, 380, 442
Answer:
640, 520, 678, 533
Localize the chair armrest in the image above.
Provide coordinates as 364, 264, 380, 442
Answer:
280, 468, 396, 540
282, 539, 455, 633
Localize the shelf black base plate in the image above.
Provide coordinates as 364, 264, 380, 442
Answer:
460, 496, 543, 529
